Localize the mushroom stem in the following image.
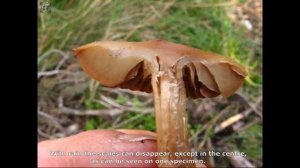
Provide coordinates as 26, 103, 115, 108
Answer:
152, 62, 196, 167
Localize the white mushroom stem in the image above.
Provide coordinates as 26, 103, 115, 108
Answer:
152, 60, 196, 168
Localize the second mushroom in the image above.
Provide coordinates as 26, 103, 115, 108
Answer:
74, 40, 247, 168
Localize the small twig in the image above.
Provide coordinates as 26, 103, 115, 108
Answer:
206, 138, 216, 168
198, 105, 238, 149
112, 115, 123, 128
38, 128, 56, 139
56, 77, 86, 85
236, 118, 260, 133
99, 94, 154, 113
91, 99, 112, 109
93, 95, 154, 114
149, 5, 162, 18
248, 96, 262, 118
101, 87, 151, 97
189, 104, 235, 142
38, 49, 69, 79
38, 110, 65, 133
38, 69, 73, 78
58, 96, 123, 116
187, 0, 237, 8
214, 114, 243, 133
60, 96, 153, 116
55, 52, 69, 70
214, 96, 262, 133
38, 49, 69, 65
62, 108, 122, 116
228, 154, 255, 168
114, 113, 145, 128
100, 95, 124, 109
38, 70, 60, 78
88, 80, 100, 100
237, 94, 262, 118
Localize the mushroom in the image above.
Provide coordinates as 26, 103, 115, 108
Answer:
73, 40, 247, 167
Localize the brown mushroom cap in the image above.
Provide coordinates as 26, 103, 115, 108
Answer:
74, 40, 247, 98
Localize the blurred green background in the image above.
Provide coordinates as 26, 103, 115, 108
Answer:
38, 0, 262, 167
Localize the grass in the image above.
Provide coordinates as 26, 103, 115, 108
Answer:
38, 0, 262, 167
223, 123, 262, 160
84, 111, 156, 131
38, 0, 261, 84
